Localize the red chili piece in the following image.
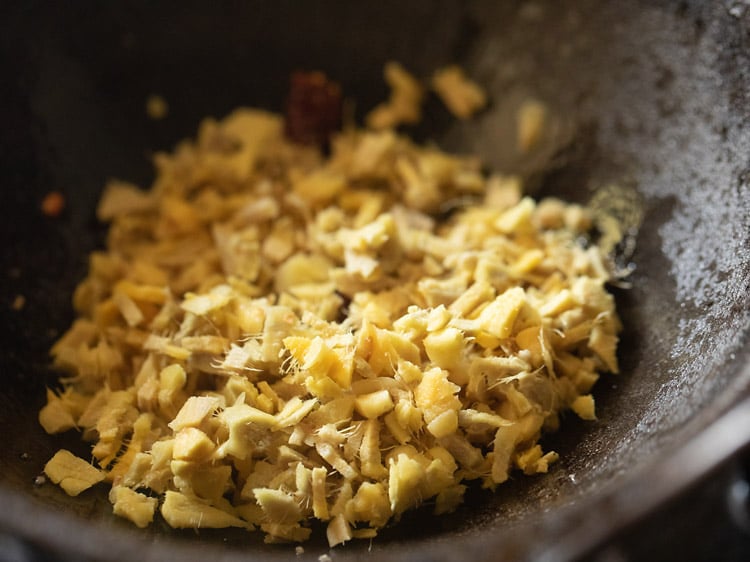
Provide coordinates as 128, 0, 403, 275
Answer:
285, 71, 343, 146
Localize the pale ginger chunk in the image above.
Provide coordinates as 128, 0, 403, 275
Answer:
354, 389, 395, 419
173, 427, 215, 461
215, 109, 283, 180
571, 394, 597, 421
38, 388, 87, 434
538, 289, 576, 317
217, 403, 278, 460
254, 488, 303, 524
180, 335, 229, 355
588, 324, 619, 373
477, 287, 527, 340
366, 62, 424, 130
316, 442, 358, 480
432, 66, 487, 119
44, 450, 104, 496
350, 130, 397, 176
388, 450, 425, 514
426, 410, 459, 439
113, 291, 144, 327
326, 513, 353, 547
517, 100, 548, 153
181, 284, 233, 316
311, 467, 329, 520
168, 395, 223, 432
515, 445, 558, 476
423, 327, 465, 370
414, 368, 461, 429
158, 364, 187, 417
491, 424, 522, 485
275, 254, 332, 293
293, 169, 346, 206
350, 482, 391, 528
113, 280, 168, 305
360, 419, 388, 479
161, 491, 248, 529
97, 180, 155, 221
109, 486, 158, 528
495, 197, 536, 234
275, 397, 318, 428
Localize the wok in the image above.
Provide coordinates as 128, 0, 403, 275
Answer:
1, 0, 749, 560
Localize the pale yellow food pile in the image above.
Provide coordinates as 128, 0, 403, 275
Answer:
40, 98, 620, 546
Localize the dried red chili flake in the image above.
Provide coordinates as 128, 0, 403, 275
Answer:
41, 191, 66, 217
285, 71, 343, 146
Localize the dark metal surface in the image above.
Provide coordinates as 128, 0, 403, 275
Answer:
1, 1, 749, 560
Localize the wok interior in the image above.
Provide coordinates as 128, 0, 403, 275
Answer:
1, 1, 748, 560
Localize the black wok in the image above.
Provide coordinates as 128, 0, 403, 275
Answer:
1, 1, 749, 560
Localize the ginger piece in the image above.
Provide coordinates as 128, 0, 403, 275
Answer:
366, 62, 424, 130
432, 66, 487, 119
571, 394, 597, 421
161, 491, 248, 529
254, 488, 303, 525
354, 390, 395, 420
44, 450, 105, 496
517, 99, 548, 153
109, 486, 158, 528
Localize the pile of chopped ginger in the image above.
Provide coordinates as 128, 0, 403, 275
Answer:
39, 104, 620, 547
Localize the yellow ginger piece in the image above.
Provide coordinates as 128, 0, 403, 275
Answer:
275, 254, 332, 293
349, 481, 392, 528
211, 109, 283, 181
274, 397, 317, 428
107, 412, 156, 482
284, 335, 352, 389
38, 388, 89, 434
517, 99, 548, 153
571, 394, 597, 420
476, 287, 527, 340
423, 326, 465, 371
91, 389, 139, 467
354, 389, 395, 419
366, 62, 424, 130
495, 197, 536, 234
158, 364, 187, 419
327, 513, 353, 547
432, 66, 487, 119
109, 486, 158, 528
311, 467, 329, 520
181, 284, 233, 316
360, 323, 421, 376
173, 427, 215, 462
254, 488, 303, 526
414, 368, 461, 438
161, 491, 248, 529
44, 450, 105, 496
293, 169, 346, 206
168, 395, 223, 432
588, 324, 620, 373
387, 447, 427, 515
96, 180, 155, 221
515, 445, 559, 476
216, 403, 278, 460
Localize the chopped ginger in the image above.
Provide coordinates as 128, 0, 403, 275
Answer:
40, 76, 622, 548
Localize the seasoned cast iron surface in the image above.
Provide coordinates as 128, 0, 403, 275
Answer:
1, 1, 748, 560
